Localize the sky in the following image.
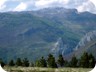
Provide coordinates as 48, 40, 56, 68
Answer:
0, 0, 96, 14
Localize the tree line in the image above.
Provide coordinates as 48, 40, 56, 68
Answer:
0, 52, 95, 68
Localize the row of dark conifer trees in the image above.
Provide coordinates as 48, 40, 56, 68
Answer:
0, 52, 95, 68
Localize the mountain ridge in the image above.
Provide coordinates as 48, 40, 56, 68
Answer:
74, 31, 96, 58
0, 7, 96, 62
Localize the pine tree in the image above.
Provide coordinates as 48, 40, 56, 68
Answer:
64, 60, 70, 67
79, 52, 89, 68
57, 54, 65, 67
16, 58, 22, 66
89, 53, 95, 68
70, 56, 78, 67
9, 59, 15, 66
39, 57, 47, 67
22, 58, 29, 67
47, 54, 57, 68
35, 60, 41, 67
35, 57, 47, 67
0, 58, 5, 67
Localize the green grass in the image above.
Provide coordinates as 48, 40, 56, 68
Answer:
4, 67, 92, 72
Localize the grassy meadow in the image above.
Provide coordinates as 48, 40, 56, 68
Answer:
4, 67, 92, 72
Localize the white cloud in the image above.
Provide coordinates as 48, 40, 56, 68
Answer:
0, 0, 96, 14
60, 0, 69, 4
35, 0, 54, 8
76, 0, 96, 13
90, 0, 96, 6
35, 0, 69, 9
0, 0, 7, 10
13, 2, 27, 11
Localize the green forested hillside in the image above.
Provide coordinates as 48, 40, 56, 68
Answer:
0, 8, 96, 62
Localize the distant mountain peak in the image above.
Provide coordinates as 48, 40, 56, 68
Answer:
35, 7, 78, 14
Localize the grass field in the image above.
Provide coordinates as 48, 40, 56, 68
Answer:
4, 67, 92, 72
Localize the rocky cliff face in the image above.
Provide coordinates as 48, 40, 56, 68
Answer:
74, 31, 96, 58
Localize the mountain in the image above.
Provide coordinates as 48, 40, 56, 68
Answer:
0, 7, 96, 62
74, 31, 96, 58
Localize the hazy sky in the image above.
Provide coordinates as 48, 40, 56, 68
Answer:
0, 0, 96, 14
